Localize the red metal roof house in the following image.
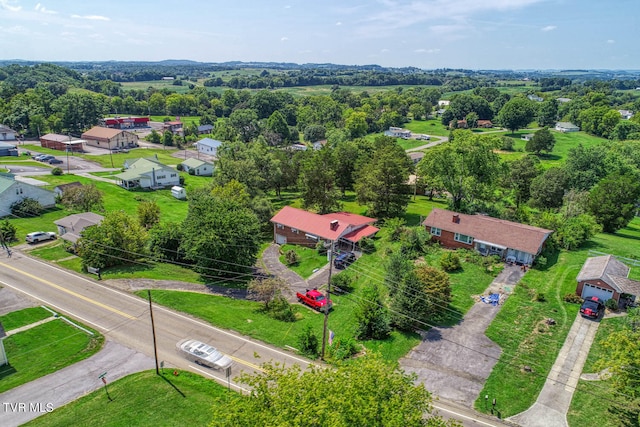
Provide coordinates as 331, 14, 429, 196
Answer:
270, 206, 379, 249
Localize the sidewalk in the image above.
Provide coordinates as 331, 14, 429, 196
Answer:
507, 314, 600, 427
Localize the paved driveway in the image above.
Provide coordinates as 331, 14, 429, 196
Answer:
400, 265, 524, 406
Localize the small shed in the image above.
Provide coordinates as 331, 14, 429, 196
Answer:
171, 186, 186, 200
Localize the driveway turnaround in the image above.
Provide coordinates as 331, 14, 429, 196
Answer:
508, 314, 600, 427
261, 244, 308, 298
400, 265, 524, 406
0, 340, 154, 427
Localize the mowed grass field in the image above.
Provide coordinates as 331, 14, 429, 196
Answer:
25, 370, 227, 427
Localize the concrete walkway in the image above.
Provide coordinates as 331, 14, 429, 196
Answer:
400, 264, 525, 406
5, 316, 57, 336
261, 244, 308, 298
0, 340, 154, 427
508, 314, 600, 427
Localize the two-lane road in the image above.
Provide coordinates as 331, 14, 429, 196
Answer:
0, 253, 313, 386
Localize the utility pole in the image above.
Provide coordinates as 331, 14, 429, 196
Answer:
147, 290, 160, 375
321, 240, 336, 360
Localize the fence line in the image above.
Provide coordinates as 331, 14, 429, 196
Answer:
587, 250, 640, 267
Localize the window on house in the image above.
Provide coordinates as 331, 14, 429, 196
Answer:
156, 175, 166, 179
276, 224, 284, 229
291, 228, 299, 234
454, 233, 473, 244
430, 227, 441, 236
170, 173, 177, 178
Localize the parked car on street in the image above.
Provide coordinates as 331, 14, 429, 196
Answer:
32, 154, 48, 161
580, 296, 605, 319
26, 231, 57, 243
37, 155, 55, 162
176, 339, 233, 370
48, 158, 63, 164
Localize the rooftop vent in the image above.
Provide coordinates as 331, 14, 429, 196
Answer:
330, 220, 339, 230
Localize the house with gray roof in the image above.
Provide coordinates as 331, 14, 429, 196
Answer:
0, 175, 55, 217
115, 156, 179, 190
576, 255, 640, 303
0, 141, 18, 157
195, 138, 222, 157
197, 124, 214, 134
54, 212, 104, 245
555, 122, 580, 133
180, 158, 213, 176
53, 182, 83, 197
0, 125, 16, 141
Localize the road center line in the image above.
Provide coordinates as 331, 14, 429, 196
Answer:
0, 262, 136, 320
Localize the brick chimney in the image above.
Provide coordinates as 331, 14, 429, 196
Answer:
452, 214, 460, 224
330, 220, 339, 230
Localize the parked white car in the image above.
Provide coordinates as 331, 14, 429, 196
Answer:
418, 134, 431, 140
176, 339, 233, 370
25, 231, 57, 243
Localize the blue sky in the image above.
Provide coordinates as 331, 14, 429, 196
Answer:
0, 0, 637, 70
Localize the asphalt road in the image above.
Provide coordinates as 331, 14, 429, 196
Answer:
0, 252, 512, 427
0, 253, 313, 389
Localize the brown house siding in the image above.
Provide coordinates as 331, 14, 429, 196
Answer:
430, 230, 473, 250
576, 280, 620, 300
274, 225, 318, 247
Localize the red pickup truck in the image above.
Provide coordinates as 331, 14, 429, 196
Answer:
296, 289, 332, 312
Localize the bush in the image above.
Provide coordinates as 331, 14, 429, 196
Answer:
0, 219, 17, 243
188, 169, 195, 175
11, 197, 43, 218
605, 298, 618, 311
51, 167, 63, 176
331, 272, 353, 294
327, 337, 360, 361
268, 296, 296, 322
176, 163, 184, 171
534, 255, 547, 269
500, 136, 514, 151
285, 249, 299, 265
297, 325, 319, 358
563, 293, 583, 304
358, 236, 375, 254
440, 251, 461, 272
315, 241, 327, 255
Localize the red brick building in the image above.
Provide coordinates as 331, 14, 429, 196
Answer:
422, 208, 552, 265
270, 206, 379, 250
102, 117, 150, 129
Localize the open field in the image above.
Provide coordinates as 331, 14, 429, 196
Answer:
25, 370, 226, 427
120, 80, 196, 94
0, 316, 103, 393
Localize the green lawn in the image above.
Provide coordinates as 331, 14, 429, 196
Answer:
149, 115, 201, 126
0, 307, 51, 331
0, 318, 103, 393
405, 119, 451, 137
497, 130, 607, 168
567, 317, 628, 427
25, 241, 72, 261
278, 244, 328, 278
478, 217, 640, 417
25, 370, 226, 427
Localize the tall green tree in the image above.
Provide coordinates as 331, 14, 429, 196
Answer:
299, 147, 341, 214
529, 167, 568, 209
265, 110, 290, 143
77, 210, 147, 270
506, 155, 542, 207
60, 184, 103, 212
496, 97, 536, 133
137, 200, 160, 230
210, 353, 458, 427
354, 138, 412, 218
536, 99, 558, 127
588, 174, 640, 233
525, 127, 556, 155
180, 187, 261, 277
417, 131, 501, 211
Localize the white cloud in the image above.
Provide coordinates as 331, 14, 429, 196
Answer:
1, 25, 29, 34
380, 48, 390, 53
284, 5, 291, 8
35, 3, 57, 14
71, 14, 110, 21
415, 48, 426, 53
0, 0, 22, 12
541, 25, 556, 32
607, 39, 615, 44
336, 21, 342, 26
281, 36, 288, 41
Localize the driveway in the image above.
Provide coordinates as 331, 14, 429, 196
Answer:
508, 314, 600, 427
0, 340, 154, 427
261, 244, 308, 299
400, 264, 524, 406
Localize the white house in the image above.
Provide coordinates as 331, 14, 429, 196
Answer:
384, 127, 412, 139
195, 138, 222, 157
527, 94, 543, 102
115, 156, 179, 190
438, 100, 450, 107
0, 125, 17, 141
555, 122, 580, 133
0, 175, 56, 217
180, 158, 213, 176
619, 110, 634, 120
